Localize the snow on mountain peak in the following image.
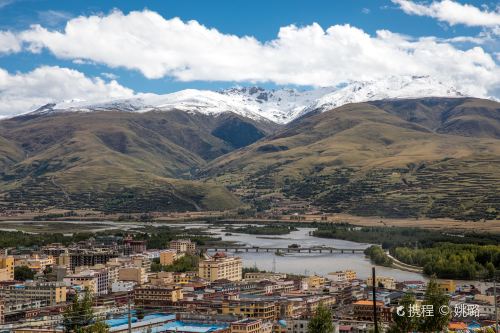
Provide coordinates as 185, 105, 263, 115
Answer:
23, 76, 469, 124
310, 75, 465, 113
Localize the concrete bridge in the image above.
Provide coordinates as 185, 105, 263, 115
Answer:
199, 246, 366, 254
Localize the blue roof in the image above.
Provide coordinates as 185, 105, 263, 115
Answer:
107, 314, 176, 332
158, 321, 228, 333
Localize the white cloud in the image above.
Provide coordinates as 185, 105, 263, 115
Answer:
392, 0, 500, 27
0, 66, 134, 116
12, 10, 498, 98
362, 8, 371, 14
0, 31, 21, 53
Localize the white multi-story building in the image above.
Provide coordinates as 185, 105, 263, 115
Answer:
64, 269, 109, 296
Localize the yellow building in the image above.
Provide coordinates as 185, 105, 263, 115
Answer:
149, 271, 174, 286
170, 239, 196, 254
366, 276, 396, 290
222, 300, 278, 321
173, 271, 197, 284
306, 275, 326, 288
0, 281, 66, 305
119, 267, 147, 284
345, 270, 357, 281
16, 255, 54, 272
134, 285, 183, 306
0, 255, 14, 281
199, 253, 242, 282
437, 280, 456, 293
159, 250, 177, 265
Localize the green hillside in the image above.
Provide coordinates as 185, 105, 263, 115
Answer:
203, 98, 500, 220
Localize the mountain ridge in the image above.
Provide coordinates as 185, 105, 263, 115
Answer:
16, 75, 474, 125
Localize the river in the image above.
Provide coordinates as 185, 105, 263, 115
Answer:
204, 225, 427, 281
2, 220, 426, 281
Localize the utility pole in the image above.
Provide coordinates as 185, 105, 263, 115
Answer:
494, 277, 498, 333
372, 267, 379, 333
127, 293, 132, 333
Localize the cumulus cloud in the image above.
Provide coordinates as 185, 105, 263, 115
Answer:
10, 10, 498, 97
0, 66, 134, 116
392, 0, 500, 27
0, 31, 21, 53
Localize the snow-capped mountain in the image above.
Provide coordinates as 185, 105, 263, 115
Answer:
27, 76, 469, 124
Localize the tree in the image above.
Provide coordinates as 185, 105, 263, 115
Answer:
307, 303, 334, 333
418, 277, 451, 333
387, 292, 418, 333
136, 308, 145, 320
63, 289, 95, 333
84, 320, 109, 333
14, 265, 35, 281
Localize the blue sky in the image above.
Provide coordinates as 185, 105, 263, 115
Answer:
0, 0, 499, 116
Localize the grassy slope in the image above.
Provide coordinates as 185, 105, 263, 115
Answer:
0, 111, 261, 212
204, 98, 500, 220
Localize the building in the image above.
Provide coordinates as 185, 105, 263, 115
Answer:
64, 269, 109, 296
68, 249, 118, 271
329, 270, 356, 283
222, 299, 278, 321
170, 239, 196, 254
366, 276, 396, 290
15, 254, 54, 272
118, 267, 147, 284
111, 281, 136, 293
0, 300, 4, 325
437, 280, 456, 293
244, 272, 287, 281
0, 255, 14, 281
123, 236, 147, 254
199, 253, 242, 282
353, 300, 392, 322
159, 250, 177, 266
230, 319, 273, 333
131, 255, 151, 273
149, 271, 174, 286
42, 244, 68, 257
133, 285, 183, 306
286, 318, 310, 333
0, 281, 66, 305
305, 275, 326, 289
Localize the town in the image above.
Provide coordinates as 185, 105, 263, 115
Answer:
0, 235, 498, 333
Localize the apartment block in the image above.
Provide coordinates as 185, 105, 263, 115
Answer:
170, 239, 196, 254
118, 267, 147, 284
64, 269, 109, 296
0, 281, 66, 305
159, 250, 177, 266
133, 285, 183, 306
199, 253, 242, 282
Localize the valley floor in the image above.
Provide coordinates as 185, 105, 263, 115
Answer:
1, 209, 499, 233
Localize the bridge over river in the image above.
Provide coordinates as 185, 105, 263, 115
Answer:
200, 246, 366, 254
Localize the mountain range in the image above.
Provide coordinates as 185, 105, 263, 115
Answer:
27, 75, 466, 124
0, 76, 498, 220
